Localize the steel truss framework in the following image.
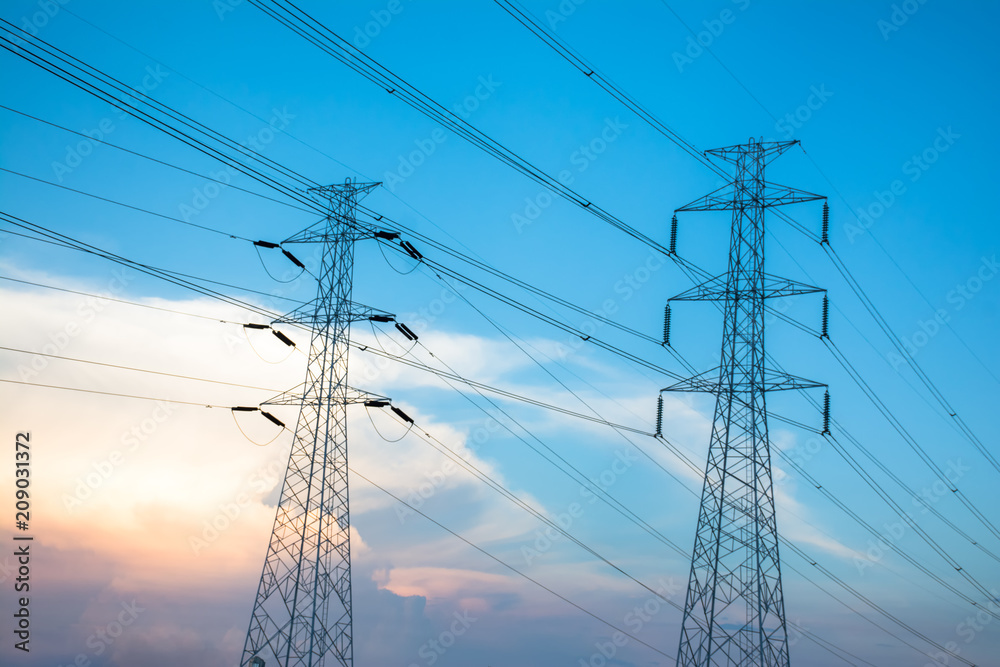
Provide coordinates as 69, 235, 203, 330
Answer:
665, 139, 824, 666
242, 180, 383, 667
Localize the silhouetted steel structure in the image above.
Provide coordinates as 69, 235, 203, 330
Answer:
664, 139, 824, 666
243, 180, 388, 667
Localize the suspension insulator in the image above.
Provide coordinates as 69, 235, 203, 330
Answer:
821, 201, 830, 245
395, 322, 418, 341
391, 405, 414, 424
822, 391, 831, 435
663, 304, 672, 346
271, 330, 296, 347
655, 395, 664, 438
281, 248, 306, 269
400, 240, 423, 260
261, 410, 286, 429
821, 295, 829, 338
669, 214, 678, 255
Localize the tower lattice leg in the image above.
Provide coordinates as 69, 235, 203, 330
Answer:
665, 140, 825, 666
243, 180, 381, 667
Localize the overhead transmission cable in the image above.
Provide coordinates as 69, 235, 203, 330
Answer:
5, 18, 993, 654
1, 223, 974, 662
372, 407, 870, 667
0, 104, 318, 215
7, 19, 992, 568
0, 345, 283, 393
245, 0, 671, 252
489, 0, 996, 476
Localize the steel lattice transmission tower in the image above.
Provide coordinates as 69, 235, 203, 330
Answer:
662, 139, 825, 666
242, 179, 392, 667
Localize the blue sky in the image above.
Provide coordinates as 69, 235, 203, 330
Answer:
1, 1, 998, 665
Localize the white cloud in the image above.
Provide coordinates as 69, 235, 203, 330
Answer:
0, 274, 867, 665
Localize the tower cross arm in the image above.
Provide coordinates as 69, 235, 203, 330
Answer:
705, 139, 799, 163
261, 384, 391, 407
282, 220, 381, 244
662, 367, 826, 394
676, 181, 824, 212
670, 273, 825, 301
271, 299, 395, 327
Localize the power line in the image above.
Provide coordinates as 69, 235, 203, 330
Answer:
1, 13, 992, 660
349, 466, 678, 660
0, 345, 283, 393
0, 377, 233, 408
0, 20, 323, 209
491, 0, 998, 492
376, 408, 694, 616
0, 103, 318, 215
7, 85, 988, 664
822, 336, 1000, 542
1, 210, 305, 313
246, 0, 671, 253
823, 245, 1000, 474
0, 165, 257, 242
1, 250, 971, 662
0, 274, 249, 324
363, 412, 871, 666
54, 3, 491, 275
775, 442, 1000, 615
373, 315, 966, 663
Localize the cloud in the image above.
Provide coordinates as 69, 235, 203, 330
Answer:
0, 272, 860, 666
1, 276, 691, 665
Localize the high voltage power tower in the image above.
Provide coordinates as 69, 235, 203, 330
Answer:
661, 139, 826, 666
243, 180, 393, 667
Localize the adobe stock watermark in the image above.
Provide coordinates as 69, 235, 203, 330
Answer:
511, 116, 628, 233
382, 75, 502, 193
223, 243, 325, 355
394, 411, 504, 524
212, 0, 243, 20
543, 0, 588, 30
178, 106, 295, 222
551, 251, 663, 362
61, 401, 175, 511
843, 126, 959, 243
51, 65, 169, 182
521, 448, 638, 565
672, 0, 752, 74
408, 609, 477, 667
579, 577, 681, 667
396, 278, 470, 338
13, 0, 71, 45
910, 459, 972, 516
55, 599, 145, 667
15, 268, 135, 382
920, 590, 999, 667
772, 432, 825, 487
774, 85, 834, 140
352, 0, 413, 48
886, 254, 998, 370
786, 618, 811, 651
853, 459, 969, 574
877, 0, 930, 41
188, 455, 287, 555
0, 555, 15, 585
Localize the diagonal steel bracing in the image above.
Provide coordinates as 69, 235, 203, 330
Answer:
242, 180, 383, 667
664, 139, 824, 666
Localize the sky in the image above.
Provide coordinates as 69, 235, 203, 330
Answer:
0, 0, 998, 665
